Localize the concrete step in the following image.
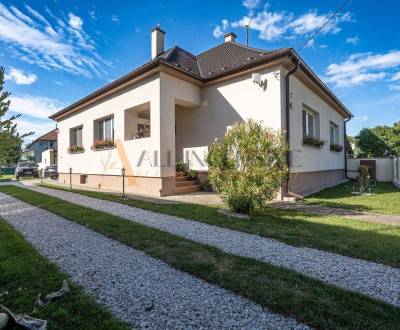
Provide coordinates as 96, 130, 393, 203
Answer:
176, 180, 200, 188
174, 184, 202, 194
175, 175, 190, 182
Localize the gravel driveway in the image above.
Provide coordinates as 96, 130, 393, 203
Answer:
25, 185, 400, 307
0, 193, 307, 330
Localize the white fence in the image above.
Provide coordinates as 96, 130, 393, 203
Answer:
393, 157, 400, 188
347, 158, 394, 182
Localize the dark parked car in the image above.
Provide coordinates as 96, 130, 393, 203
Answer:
15, 161, 39, 179
44, 165, 58, 179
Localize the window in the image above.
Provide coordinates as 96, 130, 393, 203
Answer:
70, 126, 83, 147
302, 110, 315, 137
95, 116, 114, 141
330, 122, 339, 145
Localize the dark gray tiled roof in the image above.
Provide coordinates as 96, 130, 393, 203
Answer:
158, 42, 288, 80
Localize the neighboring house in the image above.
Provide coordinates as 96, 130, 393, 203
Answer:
50, 27, 352, 197
38, 149, 58, 171
26, 129, 58, 163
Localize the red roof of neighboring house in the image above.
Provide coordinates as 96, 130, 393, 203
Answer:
26, 128, 57, 149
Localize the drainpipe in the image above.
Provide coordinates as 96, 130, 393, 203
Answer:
344, 117, 352, 179
284, 58, 299, 196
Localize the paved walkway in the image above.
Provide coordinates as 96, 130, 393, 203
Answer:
21, 185, 400, 307
270, 201, 400, 227
0, 193, 306, 330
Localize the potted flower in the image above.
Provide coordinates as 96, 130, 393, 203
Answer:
68, 145, 85, 153
92, 139, 116, 150
330, 144, 344, 152
303, 135, 325, 148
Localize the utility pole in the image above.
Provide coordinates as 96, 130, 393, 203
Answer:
245, 24, 249, 46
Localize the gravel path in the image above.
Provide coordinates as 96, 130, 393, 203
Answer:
25, 185, 400, 307
0, 193, 307, 330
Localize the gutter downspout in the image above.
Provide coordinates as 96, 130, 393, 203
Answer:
284, 58, 299, 197
344, 116, 352, 179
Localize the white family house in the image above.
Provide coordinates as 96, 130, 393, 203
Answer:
50, 27, 352, 197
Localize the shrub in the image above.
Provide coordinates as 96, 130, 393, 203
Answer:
188, 169, 197, 179
176, 160, 186, 172
207, 119, 288, 215
355, 165, 369, 193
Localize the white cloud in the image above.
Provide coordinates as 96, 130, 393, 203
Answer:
346, 36, 359, 45
68, 13, 83, 30
5, 67, 37, 85
111, 15, 120, 24
391, 72, 400, 81
88, 10, 97, 20
353, 116, 368, 122
0, 4, 109, 78
288, 11, 351, 36
243, 0, 261, 11
213, 19, 229, 38
231, 10, 289, 41
222, 3, 353, 42
320, 44, 328, 48
390, 84, 400, 91
16, 118, 56, 142
9, 94, 66, 119
325, 50, 400, 87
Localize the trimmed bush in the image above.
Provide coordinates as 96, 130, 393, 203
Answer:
207, 120, 288, 214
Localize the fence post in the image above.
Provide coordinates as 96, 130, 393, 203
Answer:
121, 167, 126, 199
40, 169, 43, 185
69, 167, 72, 190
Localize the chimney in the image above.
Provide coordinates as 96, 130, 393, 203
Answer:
151, 25, 165, 59
224, 32, 237, 43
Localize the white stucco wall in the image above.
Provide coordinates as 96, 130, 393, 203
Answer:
57, 73, 201, 178
288, 73, 346, 173
175, 66, 283, 163
347, 158, 394, 182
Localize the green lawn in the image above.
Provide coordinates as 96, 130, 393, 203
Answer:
39, 183, 400, 268
0, 174, 14, 182
1, 184, 400, 329
0, 217, 130, 330
305, 181, 400, 215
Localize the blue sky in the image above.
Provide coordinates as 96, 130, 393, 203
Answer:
0, 0, 399, 142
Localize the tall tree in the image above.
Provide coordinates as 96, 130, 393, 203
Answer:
356, 123, 400, 157
0, 67, 33, 166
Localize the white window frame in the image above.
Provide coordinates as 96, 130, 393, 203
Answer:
70, 126, 83, 147
96, 116, 114, 142
330, 122, 339, 145
303, 110, 315, 138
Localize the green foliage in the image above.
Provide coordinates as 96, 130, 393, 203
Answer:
355, 165, 369, 193
0, 67, 33, 166
303, 135, 325, 148
355, 123, 400, 157
207, 120, 288, 214
175, 160, 186, 172
188, 169, 197, 179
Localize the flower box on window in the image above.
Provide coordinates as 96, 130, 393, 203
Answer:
303, 135, 325, 148
92, 139, 116, 151
330, 144, 343, 152
68, 145, 84, 154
